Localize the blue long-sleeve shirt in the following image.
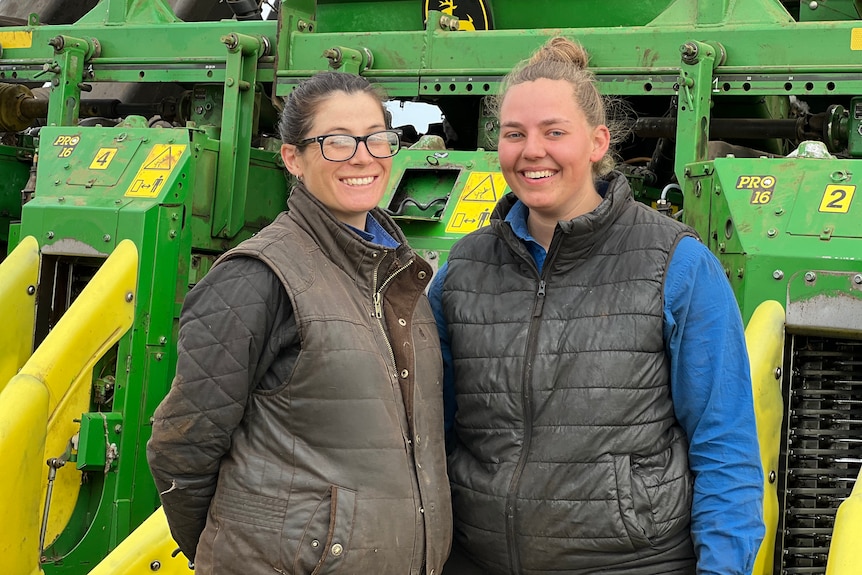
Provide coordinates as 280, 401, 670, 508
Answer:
428, 199, 764, 575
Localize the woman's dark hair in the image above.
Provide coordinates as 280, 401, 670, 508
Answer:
279, 72, 389, 145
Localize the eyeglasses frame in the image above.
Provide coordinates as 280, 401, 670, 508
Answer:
295, 129, 403, 162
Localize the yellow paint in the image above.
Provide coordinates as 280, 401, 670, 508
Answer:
125, 144, 186, 198
826, 467, 862, 574
0, 240, 138, 567
89, 148, 118, 170
0, 31, 33, 49
0, 236, 38, 394
818, 184, 855, 213
852, 29, 862, 50
745, 300, 785, 575
90, 507, 193, 575
0, 374, 48, 575
445, 171, 506, 234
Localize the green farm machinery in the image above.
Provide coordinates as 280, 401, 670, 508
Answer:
0, 1, 860, 574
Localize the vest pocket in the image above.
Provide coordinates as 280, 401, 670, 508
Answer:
613, 435, 693, 551
613, 454, 655, 549
293, 485, 357, 575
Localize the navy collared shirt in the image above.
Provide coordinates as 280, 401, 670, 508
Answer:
348, 212, 400, 248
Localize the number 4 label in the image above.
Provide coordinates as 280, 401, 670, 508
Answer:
818, 185, 855, 213
89, 148, 118, 170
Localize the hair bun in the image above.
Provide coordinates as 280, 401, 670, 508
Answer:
529, 36, 589, 70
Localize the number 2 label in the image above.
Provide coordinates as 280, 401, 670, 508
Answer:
818, 185, 855, 213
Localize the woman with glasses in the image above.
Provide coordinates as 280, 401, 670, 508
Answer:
148, 71, 452, 575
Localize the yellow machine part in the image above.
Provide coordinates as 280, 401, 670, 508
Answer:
0, 239, 138, 574
0, 235, 38, 393
825, 467, 862, 574
0, 373, 49, 575
89, 507, 193, 574
745, 300, 785, 575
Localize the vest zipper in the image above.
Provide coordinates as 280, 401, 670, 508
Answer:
505, 238, 560, 575
374, 256, 425, 575
373, 257, 414, 369
532, 280, 546, 317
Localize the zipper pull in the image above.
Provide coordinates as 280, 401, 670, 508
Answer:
373, 292, 383, 318
533, 280, 546, 317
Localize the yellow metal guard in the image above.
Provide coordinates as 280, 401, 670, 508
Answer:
825, 467, 862, 574
89, 507, 193, 574
0, 235, 39, 393
745, 300, 786, 575
0, 239, 138, 574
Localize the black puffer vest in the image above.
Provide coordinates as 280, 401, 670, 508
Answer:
443, 173, 696, 575
196, 186, 452, 575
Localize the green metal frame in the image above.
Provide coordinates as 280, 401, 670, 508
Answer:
0, 0, 860, 573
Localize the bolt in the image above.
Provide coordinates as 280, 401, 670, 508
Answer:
854, 274, 862, 285
767, 228, 776, 237
169, 230, 177, 238
125, 292, 134, 302
58, 196, 65, 202
27, 285, 36, 295
155, 353, 163, 361
772, 270, 784, 280
804, 271, 816, 282
46, 231, 54, 239
809, 1, 818, 9
159, 336, 167, 345
114, 424, 122, 434
769, 471, 776, 484
54, 178, 60, 185
103, 234, 111, 242
680, 42, 699, 64
774, 367, 782, 379
297, 20, 308, 31
226, 77, 234, 87
150, 560, 161, 571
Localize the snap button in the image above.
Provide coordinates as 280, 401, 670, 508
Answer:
418, 271, 427, 279
372, 252, 378, 258
400, 369, 409, 378
311, 539, 320, 548
430, 570, 435, 575
419, 507, 425, 514
415, 434, 421, 444
398, 318, 407, 326
331, 543, 343, 556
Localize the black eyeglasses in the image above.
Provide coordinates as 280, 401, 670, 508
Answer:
296, 129, 401, 162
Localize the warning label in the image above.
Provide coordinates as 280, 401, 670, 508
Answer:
445, 171, 507, 234
124, 144, 186, 198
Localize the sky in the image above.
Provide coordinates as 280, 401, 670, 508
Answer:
386, 101, 443, 133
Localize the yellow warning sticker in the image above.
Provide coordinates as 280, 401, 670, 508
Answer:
818, 184, 855, 213
445, 171, 506, 234
852, 29, 862, 50
0, 31, 33, 49
89, 148, 118, 170
124, 144, 186, 198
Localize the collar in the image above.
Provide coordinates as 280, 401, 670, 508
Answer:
286, 183, 414, 290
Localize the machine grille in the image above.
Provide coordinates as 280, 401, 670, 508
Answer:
778, 335, 862, 575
